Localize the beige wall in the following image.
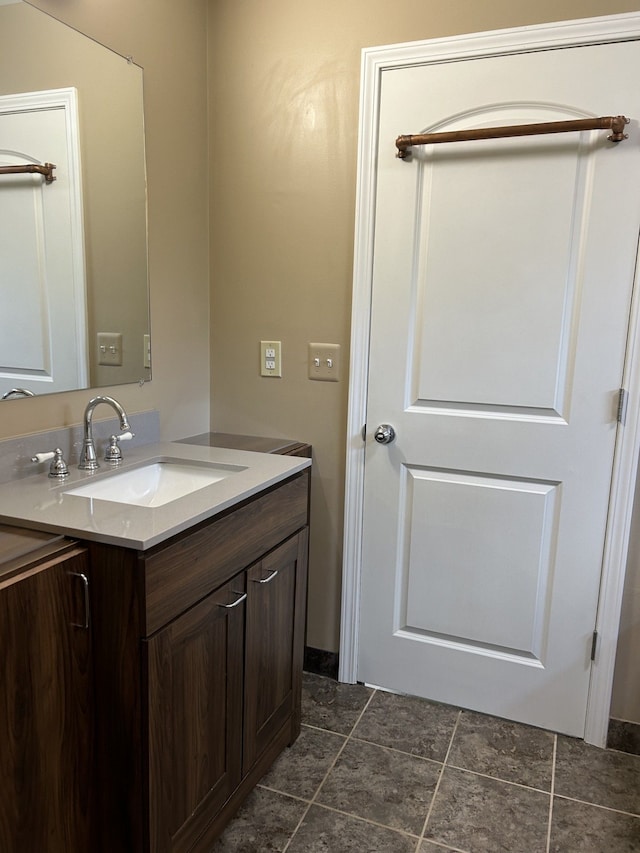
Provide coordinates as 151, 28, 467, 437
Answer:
1, 0, 210, 441
208, 0, 640, 720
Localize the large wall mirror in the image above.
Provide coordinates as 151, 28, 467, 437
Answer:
0, 0, 150, 400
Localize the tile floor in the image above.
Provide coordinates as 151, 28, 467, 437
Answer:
212, 673, 640, 852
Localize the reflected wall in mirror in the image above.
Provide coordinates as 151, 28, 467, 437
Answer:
0, 0, 150, 400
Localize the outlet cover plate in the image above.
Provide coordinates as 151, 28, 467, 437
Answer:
260, 340, 282, 377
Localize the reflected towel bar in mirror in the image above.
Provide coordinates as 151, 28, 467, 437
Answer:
396, 115, 630, 159
0, 162, 56, 183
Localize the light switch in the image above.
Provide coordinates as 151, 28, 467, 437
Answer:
308, 343, 340, 381
97, 332, 123, 366
260, 340, 282, 377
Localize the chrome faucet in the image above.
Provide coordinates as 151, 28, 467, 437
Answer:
78, 395, 131, 470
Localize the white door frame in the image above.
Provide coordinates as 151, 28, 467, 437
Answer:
339, 12, 640, 747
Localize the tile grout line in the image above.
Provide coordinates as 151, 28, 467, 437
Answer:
295, 800, 422, 841
304, 725, 556, 796
414, 709, 465, 853
257, 784, 313, 805
349, 733, 446, 766
545, 733, 557, 853
305, 724, 557, 798
281, 687, 379, 852
552, 792, 640, 819
442, 761, 560, 796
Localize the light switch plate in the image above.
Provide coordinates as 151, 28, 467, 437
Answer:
260, 340, 282, 377
308, 342, 340, 381
97, 332, 123, 366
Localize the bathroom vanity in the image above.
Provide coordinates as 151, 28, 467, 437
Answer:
0, 528, 93, 852
0, 439, 311, 852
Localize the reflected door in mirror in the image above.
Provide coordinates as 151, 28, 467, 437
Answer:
0, 88, 87, 397
0, 1, 151, 398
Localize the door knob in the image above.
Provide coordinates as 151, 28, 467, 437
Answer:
374, 424, 396, 444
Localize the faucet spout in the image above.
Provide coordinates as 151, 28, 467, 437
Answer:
78, 395, 131, 470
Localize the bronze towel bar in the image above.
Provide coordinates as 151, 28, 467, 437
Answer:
396, 115, 630, 159
0, 162, 56, 183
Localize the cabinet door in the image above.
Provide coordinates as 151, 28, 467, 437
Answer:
0, 547, 92, 852
243, 531, 308, 772
145, 573, 245, 853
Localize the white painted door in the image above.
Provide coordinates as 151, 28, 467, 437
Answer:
358, 38, 640, 736
0, 89, 87, 397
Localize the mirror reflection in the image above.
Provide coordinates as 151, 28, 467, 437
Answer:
0, 0, 150, 400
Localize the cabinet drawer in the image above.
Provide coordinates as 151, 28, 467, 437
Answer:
142, 471, 309, 635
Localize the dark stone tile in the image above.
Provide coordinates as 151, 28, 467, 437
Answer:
353, 689, 459, 761
316, 738, 441, 835
554, 736, 640, 814
608, 718, 640, 756
301, 672, 373, 735
286, 804, 417, 852
425, 767, 550, 853
210, 787, 307, 852
259, 725, 346, 800
448, 709, 554, 790
550, 797, 640, 852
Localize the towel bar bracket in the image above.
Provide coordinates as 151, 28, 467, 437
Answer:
0, 162, 56, 183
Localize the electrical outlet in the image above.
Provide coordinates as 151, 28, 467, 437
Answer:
143, 334, 151, 369
97, 332, 123, 366
260, 340, 282, 377
308, 343, 340, 381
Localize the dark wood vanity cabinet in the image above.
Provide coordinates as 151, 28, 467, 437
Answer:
0, 539, 92, 853
146, 572, 245, 853
243, 533, 305, 772
89, 469, 310, 853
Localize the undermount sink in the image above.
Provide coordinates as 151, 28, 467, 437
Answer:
63, 460, 246, 507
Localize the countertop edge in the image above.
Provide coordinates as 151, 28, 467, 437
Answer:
0, 442, 311, 551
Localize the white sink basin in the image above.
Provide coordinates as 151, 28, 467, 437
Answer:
63, 460, 245, 507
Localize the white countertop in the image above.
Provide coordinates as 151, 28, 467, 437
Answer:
0, 442, 311, 550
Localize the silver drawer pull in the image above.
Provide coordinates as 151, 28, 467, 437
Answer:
219, 591, 247, 609
253, 569, 279, 585
69, 571, 90, 629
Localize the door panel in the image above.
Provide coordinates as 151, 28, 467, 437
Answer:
402, 468, 558, 659
414, 111, 586, 413
359, 39, 640, 735
0, 90, 87, 396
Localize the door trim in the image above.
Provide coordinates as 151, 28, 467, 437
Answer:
340, 12, 640, 746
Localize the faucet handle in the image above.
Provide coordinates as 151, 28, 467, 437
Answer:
31, 448, 70, 478
104, 431, 135, 464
